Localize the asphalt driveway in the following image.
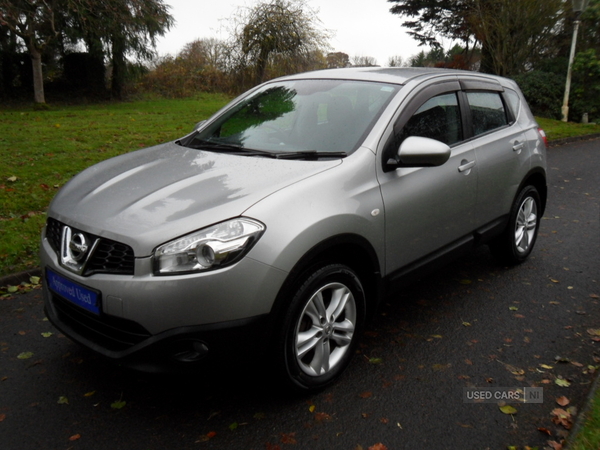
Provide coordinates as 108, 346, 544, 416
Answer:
1, 138, 598, 450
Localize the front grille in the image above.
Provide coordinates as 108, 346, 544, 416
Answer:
46, 218, 135, 276
51, 291, 151, 352
46, 218, 62, 252
85, 239, 135, 276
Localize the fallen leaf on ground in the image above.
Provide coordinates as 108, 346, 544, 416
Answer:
556, 396, 570, 407
547, 441, 562, 450
551, 408, 572, 429
368, 444, 388, 450
359, 391, 373, 398
57, 396, 69, 405
499, 405, 517, 415
314, 412, 332, 422
280, 433, 297, 444
68, 434, 81, 441
111, 400, 126, 409
555, 378, 571, 387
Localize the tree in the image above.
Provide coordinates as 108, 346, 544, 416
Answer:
388, 0, 472, 49
387, 55, 405, 67
231, 0, 330, 86
388, 0, 564, 75
351, 55, 377, 67
570, 0, 600, 121
0, 0, 173, 102
0, 0, 61, 104
137, 38, 230, 97
467, 0, 564, 76
327, 51, 349, 68
70, 0, 173, 99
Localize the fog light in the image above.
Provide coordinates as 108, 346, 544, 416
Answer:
171, 340, 209, 363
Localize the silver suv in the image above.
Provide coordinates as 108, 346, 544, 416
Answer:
41, 68, 547, 390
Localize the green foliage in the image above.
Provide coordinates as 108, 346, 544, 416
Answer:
512, 71, 564, 120
568, 385, 600, 450
408, 45, 477, 70
571, 48, 600, 122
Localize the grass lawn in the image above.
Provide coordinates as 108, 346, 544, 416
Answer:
1, 97, 598, 278
537, 117, 600, 141
568, 383, 600, 450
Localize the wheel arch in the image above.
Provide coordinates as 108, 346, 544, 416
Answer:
518, 168, 547, 216
269, 234, 384, 325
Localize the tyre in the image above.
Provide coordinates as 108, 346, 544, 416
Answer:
490, 185, 541, 265
277, 264, 366, 391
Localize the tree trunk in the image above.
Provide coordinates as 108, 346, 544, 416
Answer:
111, 36, 126, 100
479, 41, 495, 74
29, 45, 46, 104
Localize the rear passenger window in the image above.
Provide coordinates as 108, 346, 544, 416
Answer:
467, 91, 508, 136
399, 92, 463, 146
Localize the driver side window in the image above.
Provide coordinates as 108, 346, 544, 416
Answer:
398, 92, 463, 146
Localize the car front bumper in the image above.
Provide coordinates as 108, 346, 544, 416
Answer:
40, 233, 287, 372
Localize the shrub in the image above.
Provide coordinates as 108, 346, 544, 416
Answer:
512, 71, 564, 120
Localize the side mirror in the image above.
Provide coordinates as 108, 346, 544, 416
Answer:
194, 120, 207, 131
387, 136, 451, 169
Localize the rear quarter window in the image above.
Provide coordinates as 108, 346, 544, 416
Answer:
504, 88, 521, 120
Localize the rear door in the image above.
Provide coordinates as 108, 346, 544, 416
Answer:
460, 81, 530, 226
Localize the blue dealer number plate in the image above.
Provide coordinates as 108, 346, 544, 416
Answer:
47, 269, 101, 315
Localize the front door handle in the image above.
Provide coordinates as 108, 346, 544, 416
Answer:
458, 160, 475, 173
513, 142, 524, 153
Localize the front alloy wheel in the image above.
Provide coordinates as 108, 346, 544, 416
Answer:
279, 264, 365, 391
295, 281, 356, 377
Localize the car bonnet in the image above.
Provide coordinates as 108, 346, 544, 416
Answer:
48, 141, 342, 256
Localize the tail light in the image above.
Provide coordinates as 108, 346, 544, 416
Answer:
537, 128, 549, 147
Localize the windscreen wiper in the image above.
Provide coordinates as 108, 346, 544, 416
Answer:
274, 151, 347, 160
185, 139, 244, 152
183, 139, 283, 158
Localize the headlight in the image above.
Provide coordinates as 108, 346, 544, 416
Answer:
153, 218, 265, 275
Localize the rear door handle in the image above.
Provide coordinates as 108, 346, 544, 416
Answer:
458, 160, 475, 173
513, 142, 524, 153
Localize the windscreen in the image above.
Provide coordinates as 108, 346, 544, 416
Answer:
186, 79, 399, 155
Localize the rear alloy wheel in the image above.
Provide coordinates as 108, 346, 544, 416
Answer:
278, 264, 365, 391
491, 185, 541, 264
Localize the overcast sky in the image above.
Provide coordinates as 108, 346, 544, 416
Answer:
155, 0, 430, 67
